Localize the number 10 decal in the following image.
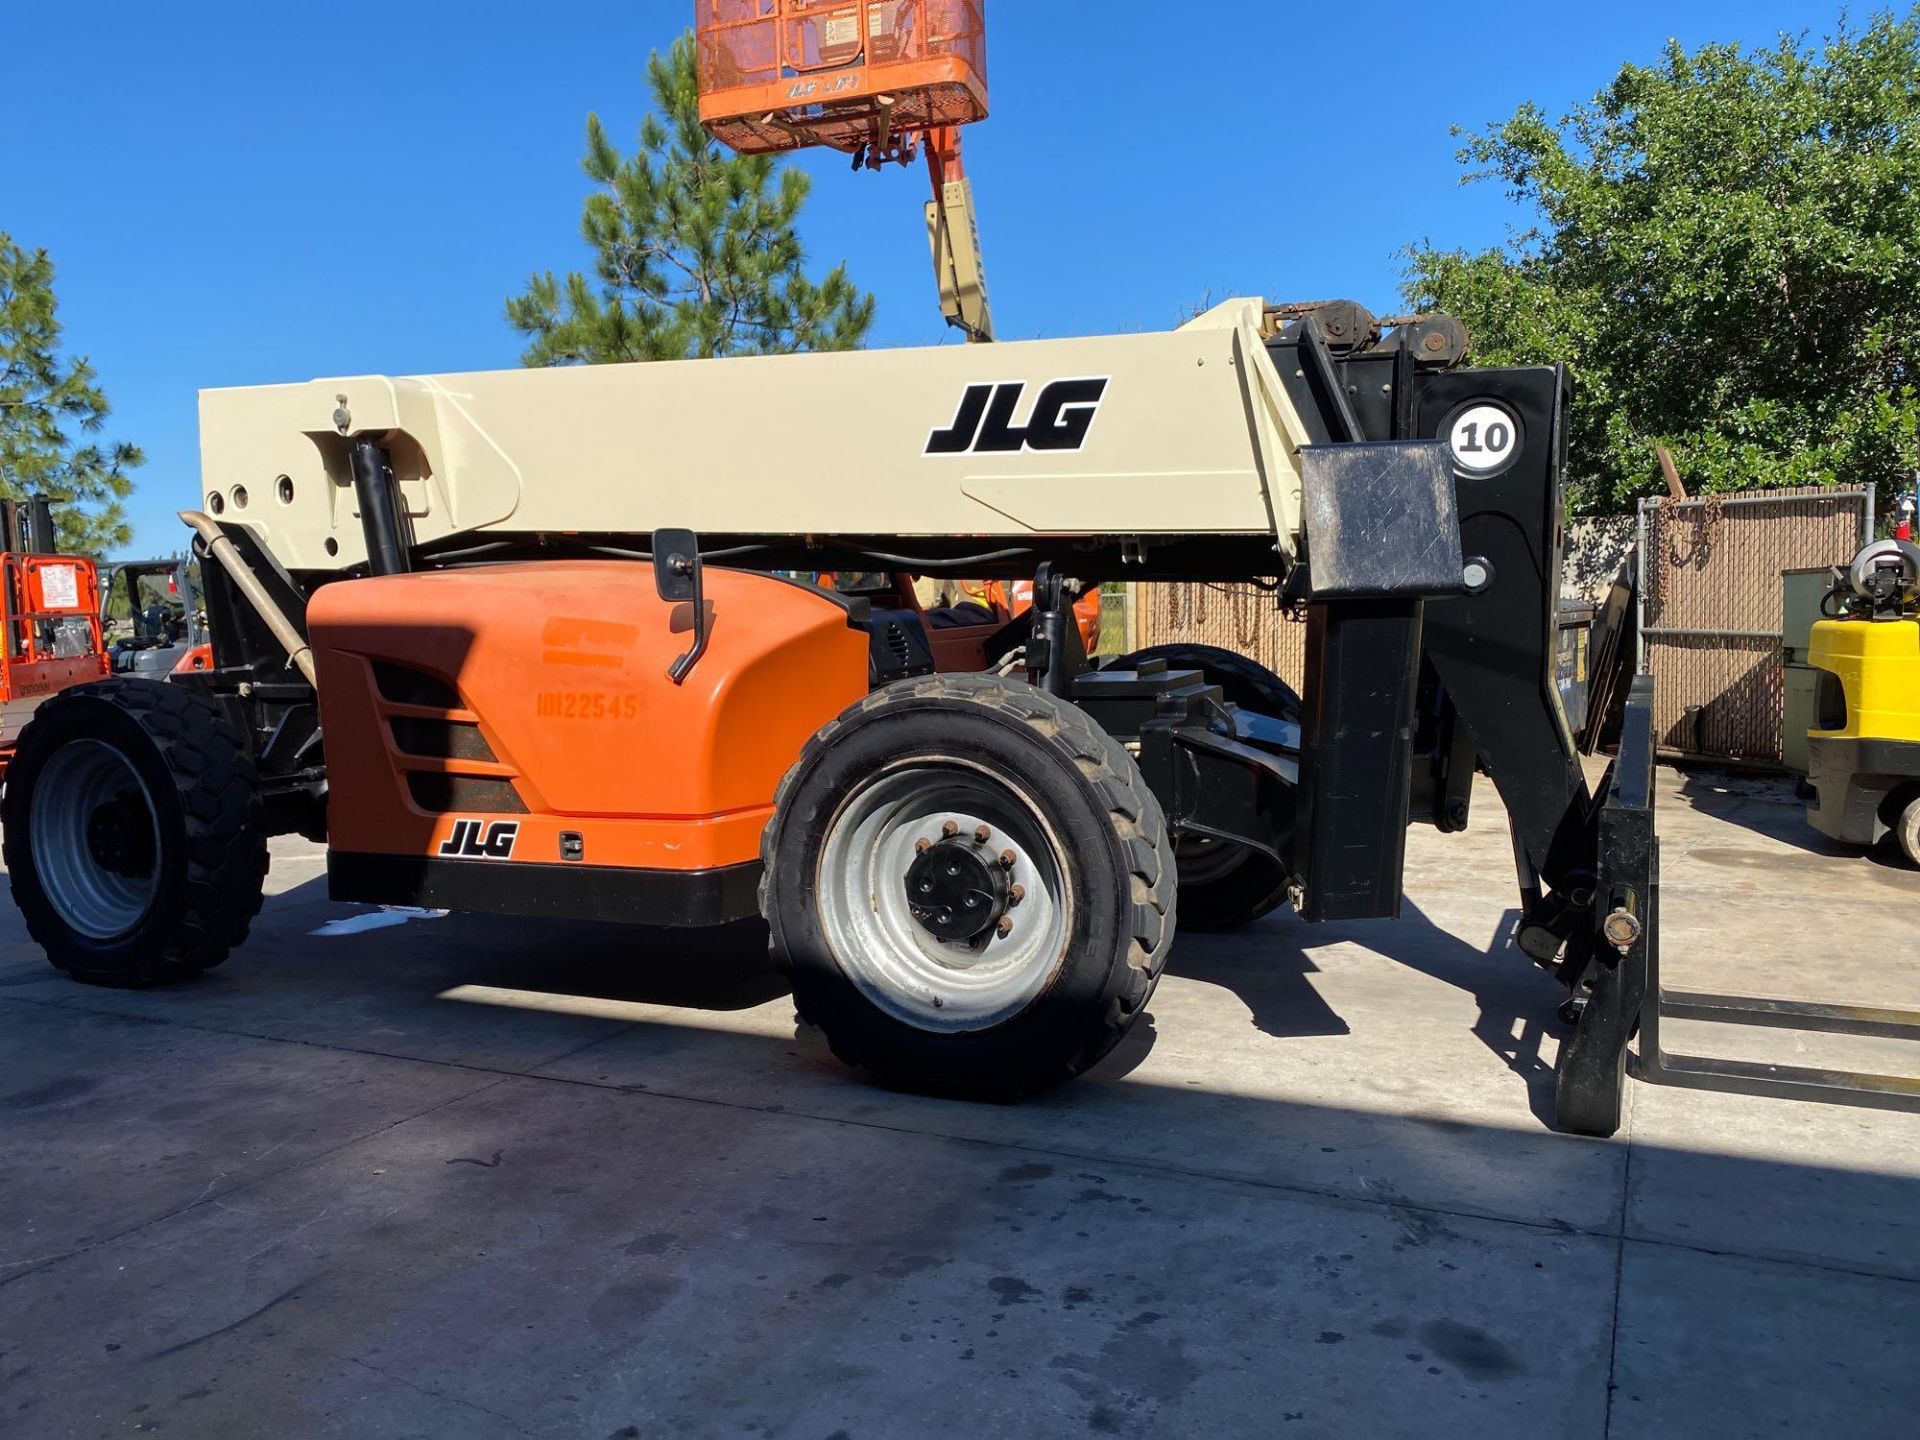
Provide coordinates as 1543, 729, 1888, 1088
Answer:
1445, 402, 1523, 476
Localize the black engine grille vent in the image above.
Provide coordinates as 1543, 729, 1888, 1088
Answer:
406, 773, 528, 815
390, 717, 497, 762
373, 661, 462, 710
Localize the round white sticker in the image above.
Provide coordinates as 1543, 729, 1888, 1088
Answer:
1447, 403, 1522, 474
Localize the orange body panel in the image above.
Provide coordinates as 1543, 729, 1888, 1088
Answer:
308, 563, 870, 872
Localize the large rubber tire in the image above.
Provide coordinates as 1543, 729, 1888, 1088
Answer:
1109, 642, 1297, 932
1, 678, 268, 986
761, 673, 1176, 1100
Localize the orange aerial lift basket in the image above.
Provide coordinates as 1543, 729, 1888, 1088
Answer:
696, 1, 988, 159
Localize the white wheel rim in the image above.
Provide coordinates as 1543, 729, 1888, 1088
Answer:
28, 738, 162, 940
815, 758, 1072, 1033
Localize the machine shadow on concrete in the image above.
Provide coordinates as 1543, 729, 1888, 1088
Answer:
1169, 902, 1565, 1125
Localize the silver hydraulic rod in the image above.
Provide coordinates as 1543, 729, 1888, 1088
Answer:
177, 509, 317, 688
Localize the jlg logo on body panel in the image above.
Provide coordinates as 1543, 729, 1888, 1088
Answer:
438, 820, 520, 860
925, 378, 1110, 456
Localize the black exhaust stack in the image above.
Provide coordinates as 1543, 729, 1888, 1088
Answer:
348, 439, 414, 576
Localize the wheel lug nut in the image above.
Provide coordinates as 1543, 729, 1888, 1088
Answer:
996, 916, 1014, 938
974, 824, 992, 844
999, 850, 1017, 869
1008, 884, 1025, 906
941, 820, 960, 838
914, 837, 932, 854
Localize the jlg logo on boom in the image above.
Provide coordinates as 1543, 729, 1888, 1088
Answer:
438, 820, 520, 860
925, 378, 1110, 456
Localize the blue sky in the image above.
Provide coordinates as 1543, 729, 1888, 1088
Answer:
4, 0, 1832, 557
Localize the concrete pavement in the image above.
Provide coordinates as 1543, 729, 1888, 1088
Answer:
1, 768, 1916, 1437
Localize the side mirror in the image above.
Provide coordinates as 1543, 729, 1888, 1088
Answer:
651, 529, 709, 684
652, 529, 700, 603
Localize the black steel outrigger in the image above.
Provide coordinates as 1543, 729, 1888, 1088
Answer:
1265, 309, 1658, 1133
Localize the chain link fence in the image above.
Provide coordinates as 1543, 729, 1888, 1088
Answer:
1131, 582, 1306, 690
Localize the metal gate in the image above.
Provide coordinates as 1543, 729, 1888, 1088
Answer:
1638, 487, 1874, 762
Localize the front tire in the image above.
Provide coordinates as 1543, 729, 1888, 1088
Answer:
761, 674, 1175, 1100
2, 678, 268, 986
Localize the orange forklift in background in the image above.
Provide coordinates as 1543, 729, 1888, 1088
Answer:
0, 496, 108, 778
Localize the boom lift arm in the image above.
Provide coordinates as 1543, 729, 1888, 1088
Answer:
924, 126, 992, 342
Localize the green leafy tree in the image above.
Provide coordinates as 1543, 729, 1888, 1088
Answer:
1404, 9, 1920, 512
509, 32, 875, 364
0, 235, 139, 553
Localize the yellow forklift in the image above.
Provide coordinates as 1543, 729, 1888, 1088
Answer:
1806, 538, 1920, 865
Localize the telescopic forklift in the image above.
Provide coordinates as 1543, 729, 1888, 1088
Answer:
0, 1, 1665, 1136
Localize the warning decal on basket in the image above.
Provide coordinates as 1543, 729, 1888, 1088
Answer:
39, 564, 79, 609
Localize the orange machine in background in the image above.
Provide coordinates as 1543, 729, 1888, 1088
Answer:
697, 0, 996, 341
0, 499, 108, 777
696, 0, 988, 159
992, 579, 1102, 657
812, 572, 1102, 670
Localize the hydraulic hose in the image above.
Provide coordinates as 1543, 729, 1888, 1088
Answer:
176, 510, 317, 688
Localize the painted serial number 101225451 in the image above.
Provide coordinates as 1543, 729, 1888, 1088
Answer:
536, 692, 643, 721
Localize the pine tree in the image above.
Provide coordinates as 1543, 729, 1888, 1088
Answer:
0, 235, 139, 554
509, 31, 875, 364
1404, 9, 1920, 513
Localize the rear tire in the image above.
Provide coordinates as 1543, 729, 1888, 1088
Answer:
1110, 642, 1297, 931
2, 678, 268, 986
761, 673, 1175, 1100
1113, 642, 1302, 722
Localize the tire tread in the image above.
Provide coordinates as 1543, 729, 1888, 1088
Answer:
760, 673, 1175, 1096
2, 678, 268, 986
